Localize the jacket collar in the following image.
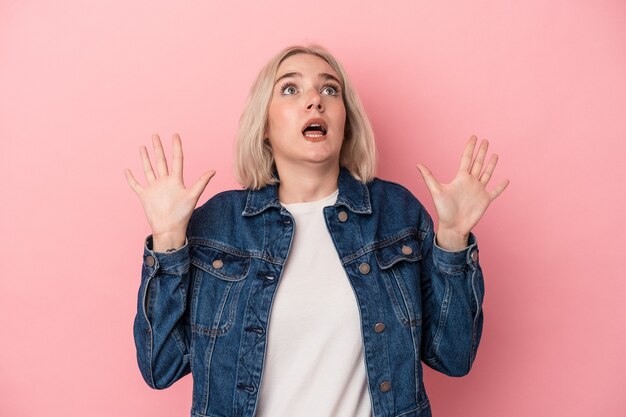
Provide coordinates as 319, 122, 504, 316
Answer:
242, 167, 372, 216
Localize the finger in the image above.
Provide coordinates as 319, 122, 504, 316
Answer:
171, 133, 183, 178
416, 163, 441, 195
152, 134, 169, 177
479, 154, 498, 185
189, 170, 216, 200
458, 135, 478, 173
489, 179, 510, 201
470, 139, 489, 177
140, 146, 156, 183
124, 168, 144, 195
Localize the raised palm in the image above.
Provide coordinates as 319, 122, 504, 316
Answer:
416, 135, 509, 248
124, 134, 215, 248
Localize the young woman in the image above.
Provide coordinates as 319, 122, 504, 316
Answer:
125, 45, 508, 417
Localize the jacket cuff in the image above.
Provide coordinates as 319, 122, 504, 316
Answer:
142, 235, 190, 277
432, 232, 479, 274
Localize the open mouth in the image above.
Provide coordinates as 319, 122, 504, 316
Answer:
302, 119, 328, 138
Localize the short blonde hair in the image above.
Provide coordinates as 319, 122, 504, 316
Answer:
234, 45, 377, 189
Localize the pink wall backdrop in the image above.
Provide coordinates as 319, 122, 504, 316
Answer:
1, 0, 625, 416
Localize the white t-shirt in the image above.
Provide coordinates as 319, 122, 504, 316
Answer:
255, 189, 372, 417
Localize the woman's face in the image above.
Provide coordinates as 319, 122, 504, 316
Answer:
265, 53, 346, 171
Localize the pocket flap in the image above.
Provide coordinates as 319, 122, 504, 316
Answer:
374, 235, 422, 269
191, 244, 250, 282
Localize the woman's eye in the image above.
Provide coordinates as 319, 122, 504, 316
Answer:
280, 84, 298, 95
322, 85, 339, 96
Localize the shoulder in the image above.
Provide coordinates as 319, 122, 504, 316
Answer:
188, 188, 249, 233
368, 176, 425, 209
367, 176, 433, 231
197, 188, 248, 212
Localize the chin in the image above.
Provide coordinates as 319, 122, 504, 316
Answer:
301, 151, 341, 165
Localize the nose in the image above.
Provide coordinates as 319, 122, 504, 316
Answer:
305, 91, 324, 112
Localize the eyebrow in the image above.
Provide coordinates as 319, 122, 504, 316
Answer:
273, 72, 342, 87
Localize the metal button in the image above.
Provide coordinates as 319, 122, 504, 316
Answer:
374, 322, 385, 333
470, 251, 478, 262
358, 263, 371, 275
145, 255, 155, 267
212, 259, 224, 269
338, 211, 348, 222
380, 381, 391, 392
401, 245, 413, 255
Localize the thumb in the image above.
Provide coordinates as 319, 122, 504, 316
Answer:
189, 170, 216, 200
416, 163, 440, 194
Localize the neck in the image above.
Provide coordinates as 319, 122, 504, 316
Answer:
275, 162, 340, 204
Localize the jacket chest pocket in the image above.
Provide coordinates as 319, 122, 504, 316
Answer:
374, 234, 423, 327
190, 244, 251, 336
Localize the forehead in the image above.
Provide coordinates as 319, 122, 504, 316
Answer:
275, 53, 340, 80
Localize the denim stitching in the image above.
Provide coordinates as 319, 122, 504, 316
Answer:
394, 396, 430, 416
381, 269, 408, 325
140, 275, 155, 388
391, 267, 422, 327
431, 276, 451, 358
341, 228, 419, 265
470, 268, 481, 366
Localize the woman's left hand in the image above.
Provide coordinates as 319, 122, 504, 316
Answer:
416, 135, 509, 251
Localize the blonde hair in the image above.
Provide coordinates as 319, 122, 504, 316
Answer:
234, 45, 377, 189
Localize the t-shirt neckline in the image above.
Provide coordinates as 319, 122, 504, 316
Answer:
280, 189, 339, 213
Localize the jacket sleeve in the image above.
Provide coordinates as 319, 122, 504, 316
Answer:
419, 213, 485, 377
133, 235, 192, 389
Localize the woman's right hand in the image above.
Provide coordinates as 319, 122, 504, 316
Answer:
124, 133, 215, 252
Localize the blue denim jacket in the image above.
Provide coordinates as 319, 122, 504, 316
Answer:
134, 168, 484, 417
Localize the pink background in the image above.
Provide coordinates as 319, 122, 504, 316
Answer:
1, 0, 625, 416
